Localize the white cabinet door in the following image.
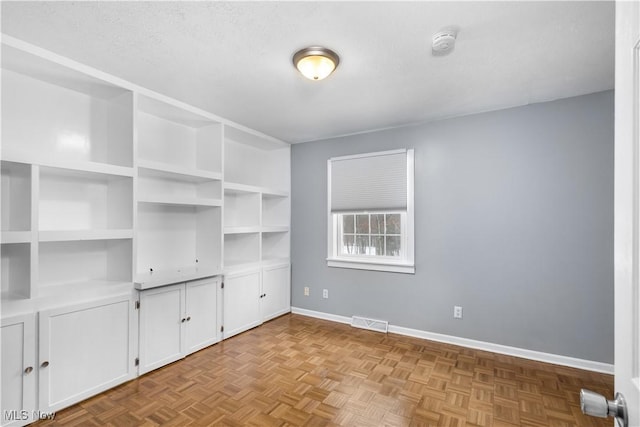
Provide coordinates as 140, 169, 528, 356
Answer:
138, 277, 222, 374
184, 278, 220, 354
1, 314, 36, 427
261, 264, 290, 322
138, 283, 184, 375
38, 295, 136, 413
223, 270, 261, 338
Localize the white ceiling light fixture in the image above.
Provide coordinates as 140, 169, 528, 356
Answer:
432, 29, 458, 56
293, 46, 340, 81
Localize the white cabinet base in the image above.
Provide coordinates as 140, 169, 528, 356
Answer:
185, 279, 221, 354
138, 283, 184, 375
1, 314, 36, 427
38, 295, 136, 413
222, 271, 262, 339
261, 264, 291, 322
222, 264, 290, 339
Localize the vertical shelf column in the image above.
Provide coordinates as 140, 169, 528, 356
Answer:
221, 125, 291, 334
30, 165, 39, 300
223, 125, 291, 271
134, 95, 223, 288
1, 161, 35, 301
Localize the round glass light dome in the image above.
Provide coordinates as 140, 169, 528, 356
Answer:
293, 47, 340, 81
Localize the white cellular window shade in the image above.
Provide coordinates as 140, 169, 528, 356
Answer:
330, 151, 407, 212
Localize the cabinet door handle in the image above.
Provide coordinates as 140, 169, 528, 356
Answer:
24, 366, 33, 374
186, 316, 191, 321
41, 361, 49, 368
181, 318, 186, 323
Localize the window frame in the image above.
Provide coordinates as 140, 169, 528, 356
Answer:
327, 149, 415, 274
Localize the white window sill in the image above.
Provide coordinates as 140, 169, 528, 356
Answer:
327, 258, 415, 274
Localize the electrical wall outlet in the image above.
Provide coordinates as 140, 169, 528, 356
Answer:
304, 287, 310, 296
323, 289, 329, 299
453, 306, 463, 319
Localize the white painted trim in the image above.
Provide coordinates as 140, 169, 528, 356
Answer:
263, 308, 292, 323
327, 159, 334, 261
290, 307, 614, 374
406, 149, 415, 267
327, 259, 415, 274
328, 148, 407, 162
291, 307, 352, 325
388, 324, 613, 375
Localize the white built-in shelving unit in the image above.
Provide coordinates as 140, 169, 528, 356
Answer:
134, 95, 224, 289
223, 126, 291, 272
1, 41, 135, 313
222, 126, 291, 338
1, 35, 290, 423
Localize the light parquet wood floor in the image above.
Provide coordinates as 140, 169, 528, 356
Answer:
35, 314, 614, 427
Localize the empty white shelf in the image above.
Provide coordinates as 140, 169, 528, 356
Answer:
223, 260, 262, 275
261, 226, 289, 233
224, 181, 289, 197
134, 265, 222, 290
38, 229, 133, 242
224, 226, 261, 234
137, 196, 222, 207
138, 159, 222, 181
1, 231, 32, 244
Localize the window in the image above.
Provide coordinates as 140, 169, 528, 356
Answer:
327, 149, 414, 273
338, 212, 404, 257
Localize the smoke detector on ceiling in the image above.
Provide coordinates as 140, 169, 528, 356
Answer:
432, 29, 458, 56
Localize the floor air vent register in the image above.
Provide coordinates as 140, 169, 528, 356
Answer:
351, 315, 389, 333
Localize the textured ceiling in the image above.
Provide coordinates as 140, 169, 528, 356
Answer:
2, 1, 614, 144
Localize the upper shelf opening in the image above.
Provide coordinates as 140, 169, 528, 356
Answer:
138, 95, 219, 128
2, 44, 129, 100
225, 126, 289, 150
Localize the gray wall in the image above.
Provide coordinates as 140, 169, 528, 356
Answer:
291, 91, 614, 364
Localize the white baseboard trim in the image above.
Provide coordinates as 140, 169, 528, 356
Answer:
290, 306, 613, 375
292, 307, 352, 325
